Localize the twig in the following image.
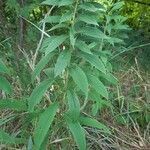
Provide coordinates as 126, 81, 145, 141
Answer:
32, 6, 54, 67
20, 16, 50, 37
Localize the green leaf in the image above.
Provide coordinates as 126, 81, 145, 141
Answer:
79, 2, 102, 12
79, 116, 111, 134
67, 90, 80, 120
69, 66, 88, 97
80, 52, 106, 74
79, 3, 98, 12
78, 14, 99, 26
60, 12, 72, 23
79, 26, 107, 39
66, 121, 86, 150
40, 37, 51, 52
111, 2, 124, 12
49, 24, 67, 31
107, 37, 123, 46
69, 27, 76, 48
91, 102, 99, 116
0, 76, 12, 94
0, 129, 15, 144
45, 35, 67, 55
45, 16, 60, 23
32, 52, 55, 81
58, 0, 74, 6
33, 103, 58, 149
75, 40, 92, 54
88, 75, 108, 99
89, 90, 111, 108
41, 0, 59, 6
44, 68, 54, 78
0, 59, 10, 74
0, 99, 27, 111
100, 72, 118, 85
28, 79, 53, 112
54, 50, 71, 77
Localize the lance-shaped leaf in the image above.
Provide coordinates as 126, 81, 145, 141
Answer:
28, 79, 53, 112
54, 50, 71, 77
41, 0, 59, 6
33, 103, 58, 149
60, 12, 73, 23
32, 52, 55, 81
79, 26, 108, 39
111, 1, 124, 12
44, 68, 54, 78
66, 120, 86, 150
75, 40, 92, 54
45, 35, 67, 55
69, 27, 76, 48
67, 91, 80, 120
0, 76, 12, 94
78, 14, 99, 26
69, 66, 88, 97
89, 89, 111, 108
80, 52, 106, 74
49, 24, 67, 31
99, 72, 118, 85
58, 0, 74, 6
79, 116, 111, 134
79, 2, 105, 12
88, 75, 108, 99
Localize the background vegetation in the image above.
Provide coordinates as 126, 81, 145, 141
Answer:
0, 0, 150, 149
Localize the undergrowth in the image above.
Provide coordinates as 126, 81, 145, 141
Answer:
0, 0, 149, 150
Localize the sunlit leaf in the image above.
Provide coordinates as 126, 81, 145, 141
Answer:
111, 1, 124, 12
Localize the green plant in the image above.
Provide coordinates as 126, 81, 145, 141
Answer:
0, 59, 12, 95
0, 0, 129, 149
